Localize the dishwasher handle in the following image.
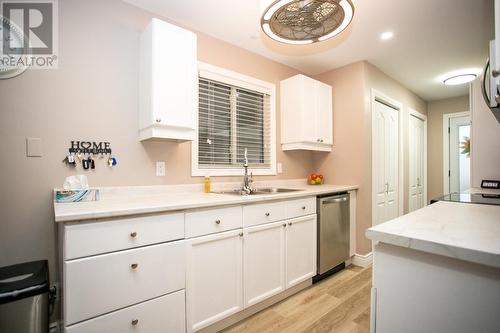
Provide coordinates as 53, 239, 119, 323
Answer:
321, 196, 349, 204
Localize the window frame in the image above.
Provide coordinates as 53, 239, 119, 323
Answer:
192, 62, 276, 177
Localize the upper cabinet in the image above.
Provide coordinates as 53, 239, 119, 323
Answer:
280, 74, 333, 152
139, 19, 197, 142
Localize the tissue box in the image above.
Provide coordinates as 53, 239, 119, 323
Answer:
54, 189, 100, 203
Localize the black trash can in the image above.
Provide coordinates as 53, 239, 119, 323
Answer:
0, 260, 49, 333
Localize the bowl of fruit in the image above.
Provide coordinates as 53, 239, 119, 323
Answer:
308, 173, 324, 185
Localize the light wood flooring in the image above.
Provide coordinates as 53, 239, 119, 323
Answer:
223, 265, 372, 333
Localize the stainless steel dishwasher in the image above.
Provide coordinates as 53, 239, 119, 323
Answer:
317, 193, 350, 276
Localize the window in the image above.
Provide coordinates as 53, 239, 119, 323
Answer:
192, 63, 276, 176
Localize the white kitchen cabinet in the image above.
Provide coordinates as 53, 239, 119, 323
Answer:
64, 241, 185, 326
139, 18, 197, 142
285, 215, 317, 288
186, 229, 244, 332
65, 290, 186, 333
243, 221, 286, 307
280, 74, 333, 151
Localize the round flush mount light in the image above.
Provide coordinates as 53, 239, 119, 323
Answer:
261, 0, 355, 44
380, 31, 394, 41
443, 74, 477, 86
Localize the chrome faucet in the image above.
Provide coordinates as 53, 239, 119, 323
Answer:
242, 148, 256, 195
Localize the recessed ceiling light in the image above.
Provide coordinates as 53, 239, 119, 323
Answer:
443, 74, 477, 85
260, 0, 355, 44
380, 31, 394, 41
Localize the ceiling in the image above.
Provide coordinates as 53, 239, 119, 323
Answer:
125, 0, 494, 101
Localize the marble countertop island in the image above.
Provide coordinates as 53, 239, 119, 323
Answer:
54, 179, 357, 223
366, 201, 500, 269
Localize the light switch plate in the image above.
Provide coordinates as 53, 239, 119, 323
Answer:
156, 161, 166, 176
277, 162, 283, 174
26, 137, 42, 157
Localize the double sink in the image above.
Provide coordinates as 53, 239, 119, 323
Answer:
213, 188, 303, 196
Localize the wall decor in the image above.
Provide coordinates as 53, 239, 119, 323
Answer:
63, 141, 116, 169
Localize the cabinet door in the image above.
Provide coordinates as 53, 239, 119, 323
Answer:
316, 81, 333, 145
285, 215, 317, 288
186, 229, 243, 332
243, 221, 285, 307
300, 76, 319, 143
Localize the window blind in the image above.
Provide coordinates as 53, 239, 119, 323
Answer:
198, 77, 272, 169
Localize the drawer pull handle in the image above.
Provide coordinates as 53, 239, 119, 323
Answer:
288, 222, 292, 226
130, 232, 137, 238
301, 206, 306, 210
131, 263, 138, 270
215, 219, 221, 224
131, 319, 139, 326
265, 212, 270, 217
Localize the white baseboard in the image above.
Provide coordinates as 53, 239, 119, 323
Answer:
352, 252, 373, 268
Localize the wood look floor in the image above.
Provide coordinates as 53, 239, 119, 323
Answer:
223, 265, 372, 333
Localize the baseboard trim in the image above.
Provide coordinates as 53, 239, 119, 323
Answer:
352, 252, 373, 268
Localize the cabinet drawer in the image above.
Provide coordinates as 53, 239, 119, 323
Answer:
243, 201, 287, 227
65, 290, 185, 333
64, 241, 185, 325
185, 206, 242, 238
286, 197, 316, 219
64, 212, 184, 260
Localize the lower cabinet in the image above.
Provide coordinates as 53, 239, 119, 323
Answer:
186, 214, 317, 332
65, 290, 185, 333
285, 215, 317, 288
186, 229, 244, 332
243, 221, 286, 307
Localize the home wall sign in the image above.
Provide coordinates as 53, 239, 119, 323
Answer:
69, 141, 112, 155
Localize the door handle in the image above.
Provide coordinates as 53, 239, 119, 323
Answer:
321, 197, 348, 204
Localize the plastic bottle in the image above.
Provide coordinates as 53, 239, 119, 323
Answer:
204, 176, 211, 193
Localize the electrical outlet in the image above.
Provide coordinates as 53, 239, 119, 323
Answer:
156, 161, 166, 176
277, 162, 283, 174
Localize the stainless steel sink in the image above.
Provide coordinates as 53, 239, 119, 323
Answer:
213, 188, 303, 196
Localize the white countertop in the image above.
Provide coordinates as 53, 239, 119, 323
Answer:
366, 201, 500, 269
54, 180, 357, 223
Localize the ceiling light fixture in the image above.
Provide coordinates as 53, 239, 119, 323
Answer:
443, 74, 477, 86
380, 31, 393, 41
261, 0, 355, 44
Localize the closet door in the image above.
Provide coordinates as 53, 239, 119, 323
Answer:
373, 100, 400, 225
409, 114, 425, 212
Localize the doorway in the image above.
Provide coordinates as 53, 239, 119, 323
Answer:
372, 90, 403, 226
408, 110, 427, 212
443, 112, 471, 194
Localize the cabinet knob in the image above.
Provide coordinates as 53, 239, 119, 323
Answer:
130, 232, 137, 238
317, 139, 321, 142
320, 139, 324, 143
288, 222, 292, 226
215, 219, 221, 224
265, 212, 270, 217
155, 118, 162, 123
282, 223, 287, 227
130, 263, 138, 270
239, 232, 244, 237
301, 206, 306, 210
131, 319, 139, 326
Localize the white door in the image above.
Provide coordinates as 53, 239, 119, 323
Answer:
302, 77, 319, 144
449, 115, 471, 193
373, 100, 400, 225
409, 114, 426, 212
243, 221, 285, 307
316, 81, 333, 145
285, 215, 317, 288
186, 230, 243, 332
